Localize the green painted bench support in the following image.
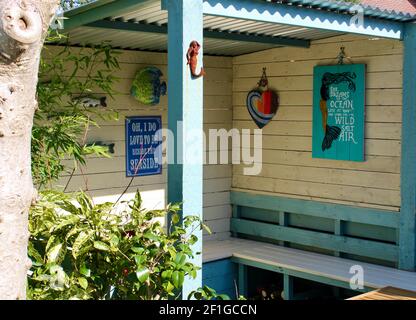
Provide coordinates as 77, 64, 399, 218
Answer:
334, 220, 344, 258
283, 274, 294, 300
238, 265, 248, 297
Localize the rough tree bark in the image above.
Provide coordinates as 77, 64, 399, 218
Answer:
0, 0, 59, 299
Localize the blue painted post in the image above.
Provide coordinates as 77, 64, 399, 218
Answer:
400, 22, 416, 271
166, 0, 204, 298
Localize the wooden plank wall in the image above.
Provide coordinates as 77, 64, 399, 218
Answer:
45, 47, 233, 240
232, 35, 403, 212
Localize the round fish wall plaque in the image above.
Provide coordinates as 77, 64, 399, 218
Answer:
131, 66, 167, 106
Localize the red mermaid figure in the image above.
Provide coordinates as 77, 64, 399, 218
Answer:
186, 41, 206, 79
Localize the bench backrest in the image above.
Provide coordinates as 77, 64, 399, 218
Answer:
230, 191, 399, 267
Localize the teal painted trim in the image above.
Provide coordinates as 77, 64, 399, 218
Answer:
63, 0, 151, 31
279, 211, 287, 247
283, 274, 294, 300
238, 264, 248, 297
231, 218, 398, 262
203, 260, 237, 299
334, 220, 344, 258
231, 191, 399, 228
399, 22, 416, 271
240, 207, 279, 224
86, 19, 310, 48
64, 0, 114, 16
279, 212, 287, 226
87, 20, 167, 34
167, 0, 204, 298
202, 0, 404, 39
232, 205, 240, 219
231, 257, 371, 293
203, 259, 235, 279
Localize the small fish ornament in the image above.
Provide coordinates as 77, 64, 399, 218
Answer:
73, 96, 107, 108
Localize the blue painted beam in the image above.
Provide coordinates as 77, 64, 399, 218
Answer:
86, 19, 310, 48
399, 22, 416, 271
87, 20, 168, 35
231, 191, 399, 228
204, 29, 309, 47
63, 0, 153, 31
202, 0, 404, 39
167, 0, 204, 299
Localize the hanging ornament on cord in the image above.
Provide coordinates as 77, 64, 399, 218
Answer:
246, 68, 279, 129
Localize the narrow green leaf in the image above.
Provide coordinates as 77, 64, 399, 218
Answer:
93, 241, 110, 251
72, 231, 92, 259
47, 243, 63, 263
171, 213, 180, 225
201, 223, 212, 235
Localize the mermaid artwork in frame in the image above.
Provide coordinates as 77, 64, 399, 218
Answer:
312, 64, 366, 162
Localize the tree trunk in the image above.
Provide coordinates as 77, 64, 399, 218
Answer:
0, 0, 59, 299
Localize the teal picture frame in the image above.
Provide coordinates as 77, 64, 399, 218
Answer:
312, 64, 366, 162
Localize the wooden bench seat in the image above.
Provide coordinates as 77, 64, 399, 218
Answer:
348, 287, 416, 300
203, 238, 416, 297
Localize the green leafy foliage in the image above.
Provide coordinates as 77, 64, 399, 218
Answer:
28, 191, 209, 300
33, 35, 120, 188
188, 286, 231, 301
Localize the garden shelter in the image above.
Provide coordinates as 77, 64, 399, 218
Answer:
60, 0, 416, 299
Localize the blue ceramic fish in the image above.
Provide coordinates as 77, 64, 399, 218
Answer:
131, 67, 167, 105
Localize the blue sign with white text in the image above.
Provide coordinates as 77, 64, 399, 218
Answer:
125, 116, 162, 177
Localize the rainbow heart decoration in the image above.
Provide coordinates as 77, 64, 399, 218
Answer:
246, 89, 279, 129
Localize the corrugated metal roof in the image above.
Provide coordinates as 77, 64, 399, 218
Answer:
64, 0, 343, 56
62, 0, 413, 56
67, 26, 290, 55
281, 0, 416, 21
361, 0, 416, 16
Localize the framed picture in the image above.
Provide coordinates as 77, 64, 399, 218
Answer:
312, 64, 366, 162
